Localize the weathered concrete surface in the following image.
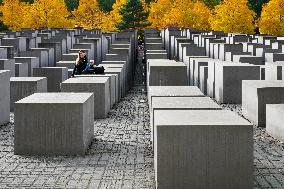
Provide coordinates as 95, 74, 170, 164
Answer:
266, 104, 284, 142
154, 110, 253, 189
242, 80, 284, 127
14, 93, 94, 155
33, 67, 68, 92
0, 70, 10, 125
10, 77, 47, 111
61, 77, 110, 119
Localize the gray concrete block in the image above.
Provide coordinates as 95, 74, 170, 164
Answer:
0, 59, 15, 77
38, 42, 62, 63
266, 104, 284, 142
215, 63, 260, 104
233, 55, 264, 65
99, 64, 127, 93
146, 53, 167, 59
104, 68, 124, 99
33, 67, 68, 92
154, 110, 253, 189
191, 58, 211, 87
62, 53, 78, 61
150, 97, 221, 142
0, 70, 10, 125
200, 66, 208, 95
146, 43, 164, 50
219, 43, 243, 61
148, 59, 187, 86
10, 77, 47, 111
14, 57, 39, 76
265, 53, 284, 62
1, 38, 26, 52
242, 80, 284, 127
61, 77, 110, 119
77, 74, 118, 108
56, 61, 74, 69
15, 63, 28, 77
31, 48, 55, 67
147, 86, 204, 109
14, 92, 94, 155
265, 62, 284, 80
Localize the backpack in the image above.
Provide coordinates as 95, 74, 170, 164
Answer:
94, 66, 105, 74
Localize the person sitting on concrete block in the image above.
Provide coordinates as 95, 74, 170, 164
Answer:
71, 50, 88, 77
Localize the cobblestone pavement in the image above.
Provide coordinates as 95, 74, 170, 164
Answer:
0, 53, 283, 188
222, 104, 284, 189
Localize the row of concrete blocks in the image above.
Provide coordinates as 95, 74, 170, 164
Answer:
158, 57, 284, 141
1, 42, 132, 157
147, 85, 253, 189
0, 67, 126, 156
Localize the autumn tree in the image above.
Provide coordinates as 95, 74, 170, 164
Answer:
258, 0, 284, 35
148, 0, 173, 29
0, 0, 28, 30
73, 0, 116, 31
209, 0, 256, 34
164, 0, 211, 30
116, 0, 150, 31
110, 0, 127, 25
25, 0, 72, 29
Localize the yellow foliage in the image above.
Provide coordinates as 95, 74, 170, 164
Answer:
0, 0, 28, 31
209, 0, 256, 34
73, 0, 117, 32
148, 0, 174, 29
148, 0, 211, 31
110, 0, 127, 25
167, 0, 211, 30
26, 0, 73, 29
258, 0, 284, 36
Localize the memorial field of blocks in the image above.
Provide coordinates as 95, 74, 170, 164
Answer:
0, 26, 284, 188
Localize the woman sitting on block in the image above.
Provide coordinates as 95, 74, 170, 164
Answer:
71, 50, 88, 77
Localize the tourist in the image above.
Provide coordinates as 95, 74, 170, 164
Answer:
71, 50, 88, 77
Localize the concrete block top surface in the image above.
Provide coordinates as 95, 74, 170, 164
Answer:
0, 70, 10, 75
243, 80, 284, 88
63, 77, 108, 84
57, 61, 75, 63
154, 110, 252, 126
266, 61, 284, 66
105, 68, 123, 72
152, 97, 221, 109
149, 86, 204, 96
36, 67, 67, 70
216, 62, 254, 66
10, 77, 46, 82
14, 57, 38, 59
15, 92, 93, 104
266, 104, 284, 110
102, 61, 126, 64
148, 60, 185, 67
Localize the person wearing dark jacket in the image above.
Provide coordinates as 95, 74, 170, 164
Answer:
71, 50, 88, 77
